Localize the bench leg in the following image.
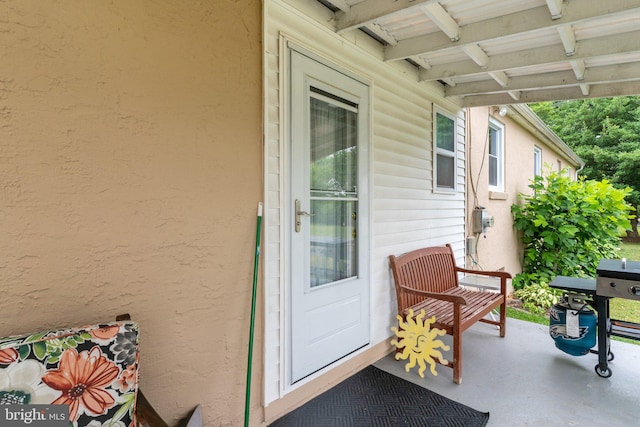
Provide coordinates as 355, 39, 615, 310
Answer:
452, 328, 462, 384
499, 302, 506, 337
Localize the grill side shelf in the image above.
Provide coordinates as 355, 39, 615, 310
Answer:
610, 319, 640, 341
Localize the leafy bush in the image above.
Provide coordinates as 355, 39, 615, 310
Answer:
511, 171, 633, 290
513, 283, 561, 315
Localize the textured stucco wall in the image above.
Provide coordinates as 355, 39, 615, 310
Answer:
0, 1, 262, 425
466, 107, 576, 279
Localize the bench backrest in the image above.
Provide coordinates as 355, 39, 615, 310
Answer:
389, 245, 459, 314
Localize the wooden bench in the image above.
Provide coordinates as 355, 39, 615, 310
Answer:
389, 244, 511, 384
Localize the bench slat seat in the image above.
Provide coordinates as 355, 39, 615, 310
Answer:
390, 244, 511, 384
403, 287, 504, 334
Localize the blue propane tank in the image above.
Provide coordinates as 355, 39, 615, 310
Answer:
549, 293, 597, 356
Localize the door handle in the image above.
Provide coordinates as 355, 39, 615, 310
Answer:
295, 199, 314, 232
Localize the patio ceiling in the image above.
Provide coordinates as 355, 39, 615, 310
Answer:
317, 0, 640, 107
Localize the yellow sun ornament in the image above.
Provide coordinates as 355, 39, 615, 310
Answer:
391, 309, 450, 378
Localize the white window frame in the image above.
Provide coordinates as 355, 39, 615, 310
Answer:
533, 146, 542, 177
433, 109, 457, 192
488, 118, 504, 192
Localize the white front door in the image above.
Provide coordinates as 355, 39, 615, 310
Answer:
289, 49, 370, 383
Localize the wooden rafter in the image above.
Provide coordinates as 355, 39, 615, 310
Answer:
315, 0, 640, 106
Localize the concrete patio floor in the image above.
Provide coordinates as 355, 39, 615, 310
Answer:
374, 317, 640, 426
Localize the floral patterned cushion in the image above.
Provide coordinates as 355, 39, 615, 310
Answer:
0, 320, 139, 427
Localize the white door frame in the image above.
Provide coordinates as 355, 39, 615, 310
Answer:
282, 41, 373, 387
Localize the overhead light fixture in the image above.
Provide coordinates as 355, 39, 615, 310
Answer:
498, 106, 508, 117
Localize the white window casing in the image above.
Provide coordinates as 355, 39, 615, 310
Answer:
434, 109, 457, 192
533, 146, 542, 177
488, 118, 504, 192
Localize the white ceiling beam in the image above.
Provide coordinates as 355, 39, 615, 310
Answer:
328, 0, 351, 13
461, 80, 640, 107
335, 0, 435, 33
365, 22, 398, 45
508, 91, 522, 101
546, 0, 564, 19
385, 1, 640, 61
419, 29, 640, 82
445, 62, 640, 97
580, 84, 590, 96
462, 44, 489, 68
441, 78, 456, 87
488, 71, 509, 87
422, 2, 460, 42
570, 60, 586, 80
557, 25, 576, 55
411, 56, 432, 70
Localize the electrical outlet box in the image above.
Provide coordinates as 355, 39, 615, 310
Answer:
466, 236, 477, 255
472, 207, 494, 234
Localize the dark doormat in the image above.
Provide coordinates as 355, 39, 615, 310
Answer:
269, 365, 489, 427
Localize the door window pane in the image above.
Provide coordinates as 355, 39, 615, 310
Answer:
309, 92, 358, 287
310, 199, 357, 287
310, 95, 357, 196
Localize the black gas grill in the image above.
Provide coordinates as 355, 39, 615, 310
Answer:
596, 259, 640, 301
550, 259, 640, 378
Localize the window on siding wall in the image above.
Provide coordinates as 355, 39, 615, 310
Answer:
434, 110, 456, 191
534, 146, 542, 176
488, 118, 504, 191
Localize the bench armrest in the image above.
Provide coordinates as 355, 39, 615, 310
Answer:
399, 285, 467, 305
456, 266, 511, 279
455, 267, 511, 295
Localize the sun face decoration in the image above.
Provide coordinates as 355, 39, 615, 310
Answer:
391, 309, 450, 378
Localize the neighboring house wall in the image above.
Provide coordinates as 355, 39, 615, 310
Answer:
0, 1, 262, 426
465, 105, 583, 283
263, 0, 468, 421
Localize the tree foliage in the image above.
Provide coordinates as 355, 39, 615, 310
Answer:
511, 171, 633, 290
529, 96, 640, 208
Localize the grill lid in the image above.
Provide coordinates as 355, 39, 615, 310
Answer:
597, 259, 640, 280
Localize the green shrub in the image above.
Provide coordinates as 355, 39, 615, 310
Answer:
511, 170, 633, 290
513, 283, 561, 315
